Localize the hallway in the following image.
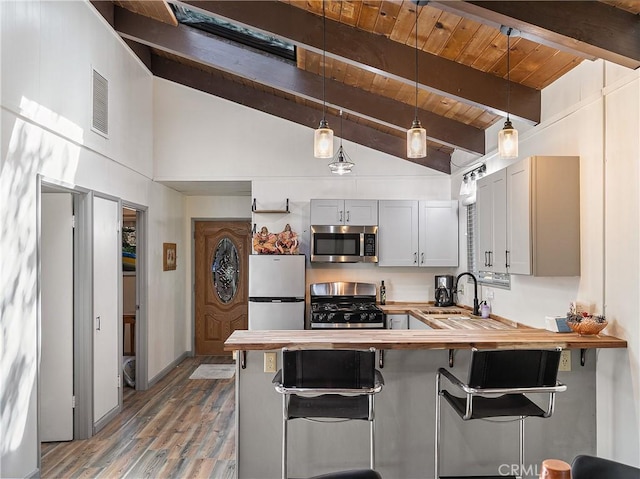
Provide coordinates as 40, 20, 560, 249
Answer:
41, 357, 236, 478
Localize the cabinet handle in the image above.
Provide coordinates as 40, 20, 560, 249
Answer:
484, 251, 489, 267
346, 210, 350, 222
339, 210, 343, 222
421, 252, 424, 264
506, 250, 510, 269
96, 316, 101, 331
414, 252, 418, 264
488, 251, 493, 267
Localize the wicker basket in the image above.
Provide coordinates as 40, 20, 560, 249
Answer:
567, 319, 608, 335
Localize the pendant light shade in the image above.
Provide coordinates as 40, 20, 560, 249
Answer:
407, 119, 427, 158
329, 146, 355, 175
314, 2, 333, 158
498, 26, 518, 160
407, 3, 427, 159
498, 119, 518, 159
315, 119, 334, 158
329, 110, 355, 175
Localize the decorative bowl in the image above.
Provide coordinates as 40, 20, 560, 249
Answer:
566, 318, 608, 335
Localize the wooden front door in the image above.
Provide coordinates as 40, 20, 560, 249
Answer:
195, 221, 250, 355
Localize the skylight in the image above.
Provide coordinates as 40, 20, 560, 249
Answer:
171, 5, 296, 62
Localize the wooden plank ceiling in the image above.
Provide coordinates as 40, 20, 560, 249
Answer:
99, 0, 639, 174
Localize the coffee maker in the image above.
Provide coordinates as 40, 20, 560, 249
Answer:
434, 275, 454, 307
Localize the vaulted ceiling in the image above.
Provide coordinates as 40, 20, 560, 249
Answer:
92, 0, 640, 175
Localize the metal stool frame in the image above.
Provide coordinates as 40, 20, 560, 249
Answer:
435, 349, 566, 479
273, 348, 384, 479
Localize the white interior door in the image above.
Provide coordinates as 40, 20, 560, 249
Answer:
41, 193, 74, 442
93, 197, 120, 423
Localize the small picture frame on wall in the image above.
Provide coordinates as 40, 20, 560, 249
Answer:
163, 242, 177, 271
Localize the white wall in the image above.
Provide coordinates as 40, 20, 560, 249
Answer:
454, 60, 640, 466
0, 2, 186, 477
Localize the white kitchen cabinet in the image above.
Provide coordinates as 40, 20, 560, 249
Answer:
477, 156, 580, 276
387, 314, 408, 330
378, 200, 419, 266
408, 316, 433, 330
310, 199, 378, 226
419, 201, 459, 267
476, 170, 507, 273
378, 200, 458, 267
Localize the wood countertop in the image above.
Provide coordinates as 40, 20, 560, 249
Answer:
379, 303, 527, 330
224, 329, 627, 351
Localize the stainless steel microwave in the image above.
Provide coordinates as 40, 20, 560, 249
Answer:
310, 225, 378, 263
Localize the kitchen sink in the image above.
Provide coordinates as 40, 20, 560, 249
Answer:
419, 308, 470, 315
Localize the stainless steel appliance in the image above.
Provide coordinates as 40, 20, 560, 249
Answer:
310, 225, 378, 263
434, 274, 454, 307
248, 255, 306, 330
310, 282, 385, 329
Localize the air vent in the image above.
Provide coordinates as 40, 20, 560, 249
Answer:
92, 69, 108, 136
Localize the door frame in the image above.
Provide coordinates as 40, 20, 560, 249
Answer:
190, 217, 251, 355
121, 201, 149, 391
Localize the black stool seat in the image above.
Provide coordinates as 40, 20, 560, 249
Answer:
307, 469, 382, 479
441, 391, 547, 419
571, 454, 640, 479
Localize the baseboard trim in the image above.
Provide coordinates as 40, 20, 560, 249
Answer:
148, 351, 190, 388
26, 467, 40, 479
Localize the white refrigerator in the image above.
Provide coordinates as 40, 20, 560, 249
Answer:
248, 255, 306, 330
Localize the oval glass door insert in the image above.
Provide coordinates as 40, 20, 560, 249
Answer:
212, 237, 239, 303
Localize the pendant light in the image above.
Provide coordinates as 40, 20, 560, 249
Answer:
328, 110, 355, 175
407, 2, 426, 159
498, 26, 518, 159
314, 1, 333, 158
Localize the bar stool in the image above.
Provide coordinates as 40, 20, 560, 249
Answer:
435, 349, 566, 479
273, 349, 385, 479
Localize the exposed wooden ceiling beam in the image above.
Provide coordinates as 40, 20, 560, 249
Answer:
150, 54, 452, 173
430, 1, 640, 70
178, 0, 540, 123
114, 6, 485, 154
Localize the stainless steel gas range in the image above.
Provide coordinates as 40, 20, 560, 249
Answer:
309, 282, 386, 329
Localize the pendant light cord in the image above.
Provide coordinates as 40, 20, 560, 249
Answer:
506, 27, 511, 122
322, 1, 327, 121
414, 5, 419, 121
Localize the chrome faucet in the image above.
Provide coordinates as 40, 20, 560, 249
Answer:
454, 272, 480, 316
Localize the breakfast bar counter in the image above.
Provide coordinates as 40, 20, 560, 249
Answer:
227, 321, 627, 479
224, 327, 627, 352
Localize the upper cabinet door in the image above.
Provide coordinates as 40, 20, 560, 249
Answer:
310, 199, 378, 225
344, 200, 378, 226
419, 201, 458, 267
378, 200, 419, 266
506, 157, 532, 275
476, 170, 507, 273
310, 199, 343, 225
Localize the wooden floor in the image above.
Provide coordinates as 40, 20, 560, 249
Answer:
41, 356, 236, 478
